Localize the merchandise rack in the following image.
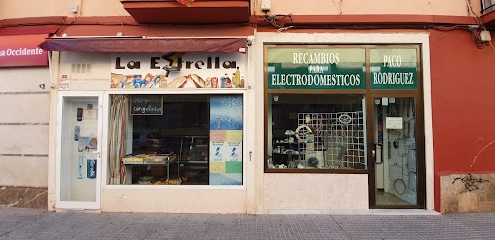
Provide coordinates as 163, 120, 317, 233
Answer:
297, 111, 366, 169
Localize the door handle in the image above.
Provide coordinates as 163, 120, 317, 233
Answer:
372, 143, 383, 165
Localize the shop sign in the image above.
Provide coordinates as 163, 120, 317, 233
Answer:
110, 52, 245, 89
266, 47, 366, 90
0, 34, 48, 67
129, 95, 163, 115
370, 48, 418, 90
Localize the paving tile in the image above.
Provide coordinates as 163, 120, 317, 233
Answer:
1, 207, 495, 240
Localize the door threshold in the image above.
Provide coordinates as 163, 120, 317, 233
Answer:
55, 208, 101, 213
257, 209, 440, 215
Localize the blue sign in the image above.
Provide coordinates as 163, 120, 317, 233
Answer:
87, 159, 97, 179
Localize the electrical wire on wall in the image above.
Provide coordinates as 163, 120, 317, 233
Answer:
255, 0, 494, 52
465, 0, 495, 50
260, 14, 294, 32
332, 0, 343, 15
67, 0, 84, 25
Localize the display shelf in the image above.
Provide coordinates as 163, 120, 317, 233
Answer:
271, 138, 301, 165
123, 154, 179, 184
178, 136, 209, 161
124, 136, 210, 184
178, 136, 209, 184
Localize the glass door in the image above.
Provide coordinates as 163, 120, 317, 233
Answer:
56, 93, 102, 210
369, 96, 424, 208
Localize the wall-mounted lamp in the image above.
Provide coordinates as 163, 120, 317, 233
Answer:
39, 83, 46, 90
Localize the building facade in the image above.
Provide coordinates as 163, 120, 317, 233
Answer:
1, 0, 495, 213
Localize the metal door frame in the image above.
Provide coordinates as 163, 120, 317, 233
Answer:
366, 92, 426, 209
55, 91, 103, 210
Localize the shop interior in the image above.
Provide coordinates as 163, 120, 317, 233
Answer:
124, 94, 210, 185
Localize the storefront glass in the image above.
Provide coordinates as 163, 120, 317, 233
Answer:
267, 93, 366, 170
109, 94, 243, 186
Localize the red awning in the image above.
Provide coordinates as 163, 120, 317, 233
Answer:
38, 37, 247, 53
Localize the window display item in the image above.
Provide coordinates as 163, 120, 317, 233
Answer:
87, 159, 97, 179
307, 157, 319, 167
77, 153, 84, 179
74, 126, 80, 141
89, 137, 97, 149
294, 125, 312, 142
77, 108, 83, 121
78, 137, 90, 152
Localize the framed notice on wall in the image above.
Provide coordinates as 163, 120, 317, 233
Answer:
129, 95, 163, 115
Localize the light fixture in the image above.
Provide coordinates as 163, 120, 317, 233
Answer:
247, 36, 254, 46
39, 84, 46, 90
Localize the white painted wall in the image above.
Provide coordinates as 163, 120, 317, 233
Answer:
263, 174, 368, 210
102, 187, 247, 213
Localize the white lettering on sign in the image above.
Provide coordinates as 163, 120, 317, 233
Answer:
308, 65, 328, 73
292, 52, 340, 64
271, 73, 361, 87
0, 47, 44, 57
132, 96, 149, 105
383, 55, 402, 67
372, 72, 414, 85
132, 105, 161, 114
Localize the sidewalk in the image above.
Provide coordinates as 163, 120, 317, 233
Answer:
1, 207, 495, 239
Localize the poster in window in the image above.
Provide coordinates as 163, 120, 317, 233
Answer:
209, 95, 243, 185
87, 159, 97, 179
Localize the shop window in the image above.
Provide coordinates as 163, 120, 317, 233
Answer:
108, 94, 243, 185
266, 93, 366, 172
